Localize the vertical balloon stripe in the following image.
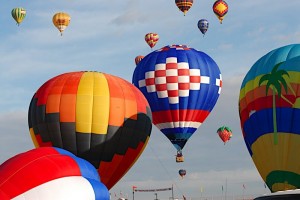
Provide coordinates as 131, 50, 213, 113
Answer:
104, 74, 125, 127
113, 74, 137, 120
59, 72, 83, 122
90, 73, 110, 134
76, 72, 95, 133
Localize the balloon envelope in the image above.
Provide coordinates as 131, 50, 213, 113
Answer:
133, 44, 222, 153
212, 0, 228, 24
53, 12, 71, 35
0, 147, 109, 200
145, 33, 159, 49
175, 0, 193, 15
179, 169, 186, 178
217, 126, 232, 144
239, 44, 300, 192
135, 55, 144, 65
11, 7, 26, 25
28, 71, 152, 189
197, 19, 209, 35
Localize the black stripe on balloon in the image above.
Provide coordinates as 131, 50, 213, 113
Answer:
78, 112, 152, 167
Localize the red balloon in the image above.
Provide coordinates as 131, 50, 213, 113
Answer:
217, 126, 232, 144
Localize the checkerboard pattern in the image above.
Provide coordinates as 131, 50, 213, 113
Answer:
138, 56, 222, 104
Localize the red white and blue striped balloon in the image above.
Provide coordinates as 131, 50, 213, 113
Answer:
0, 147, 109, 200
132, 44, 222, 152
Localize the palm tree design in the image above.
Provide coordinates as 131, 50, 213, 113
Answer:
258, 62, 290, 145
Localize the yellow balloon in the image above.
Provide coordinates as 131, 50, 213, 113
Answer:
52, 12, 71, 36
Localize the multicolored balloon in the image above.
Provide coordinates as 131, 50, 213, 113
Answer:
28, 71, 152, 189
133, 44, 222, 158
0, 147, 109, 200
212, 0, 228, 24
197, 19, 209, 36
135, 55, 144, 65
11, 7, 26, 26
239, 44, 300, 192
175, 0, 193, 16
53, 12, 71, 35
145, 33, 159, 49
179, 169, 186, 178
217, 126, 232, 144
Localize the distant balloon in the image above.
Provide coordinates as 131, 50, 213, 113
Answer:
217, 126, 232, 144
135, 55, 144, 65
0, 147, 109, 200
133, 44, 222, 161
145, 33, 159, 49
197, 19, 209, 36
179, 169, 186, 178
53, 12, 71, 36
175, 0, 193, 16
239, 44, 300, 192
11, 7, 26, 26
212, 0, 228, 24
28, 71, 152, 190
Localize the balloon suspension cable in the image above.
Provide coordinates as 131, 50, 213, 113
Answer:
148, 143, 185, 196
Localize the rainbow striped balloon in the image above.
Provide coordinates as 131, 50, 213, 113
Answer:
239, 44, 300, 192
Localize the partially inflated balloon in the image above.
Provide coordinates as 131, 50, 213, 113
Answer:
53, 12, 71, 35
239, 44, 300, 192
133, 44, 222, 157
175, 0, 193, 16
28, 71, 152, 189
0, 147, 109, 200
11, 7, 26, 26
145, 33, 159, 49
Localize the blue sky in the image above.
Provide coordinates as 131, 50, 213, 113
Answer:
0, 0, 299, 199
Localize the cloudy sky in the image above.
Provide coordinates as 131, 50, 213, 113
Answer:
0, 0, 299, 199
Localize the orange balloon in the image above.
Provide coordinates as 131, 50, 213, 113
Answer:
135, 55, 144, 65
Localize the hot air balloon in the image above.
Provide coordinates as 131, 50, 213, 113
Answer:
11, 7, 26, 26
217, 126, 232, 144
145, 33, 159, 49
212, 0, 228, 24
197, 19, 209, 36
132, 44, 222, 162
135, 55, 144, 65
239, 44, 300, 192
0, 147, 109, 200
53, 12, 71, 36
179, 169, 186, 178
175, 0, 193, 16
28, 71, 152, 189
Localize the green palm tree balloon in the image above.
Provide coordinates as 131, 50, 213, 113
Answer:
259, 62, 289, 144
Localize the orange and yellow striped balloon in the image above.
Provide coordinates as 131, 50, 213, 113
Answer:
52, 12, 71, 35
28, 71, 152, 189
